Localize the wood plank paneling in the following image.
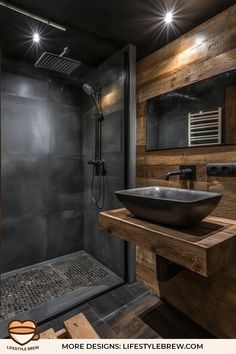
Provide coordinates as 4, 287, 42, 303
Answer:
137, 102, 146, 146
137, 5, 236, 100
136, 247, 160, 295
137, 6, 236, 87
135, 4, 236, 338
137, 145, 236, 166
138, 49, 236, 102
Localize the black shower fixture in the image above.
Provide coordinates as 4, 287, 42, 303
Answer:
83, 83, 107, 209
35, 47, 81, 75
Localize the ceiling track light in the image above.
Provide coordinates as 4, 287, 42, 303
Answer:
0, 0, 66, 31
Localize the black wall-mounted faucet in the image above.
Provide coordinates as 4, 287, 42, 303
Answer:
165, 165, 197, 181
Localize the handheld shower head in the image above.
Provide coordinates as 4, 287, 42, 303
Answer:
83, 83, 94, 97
83, 83, 103, 118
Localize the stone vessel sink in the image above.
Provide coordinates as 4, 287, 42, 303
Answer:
115, 186, 222, 227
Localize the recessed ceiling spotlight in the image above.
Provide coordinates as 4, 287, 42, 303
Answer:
164, 11, 173, 24
33, 32, 40, 43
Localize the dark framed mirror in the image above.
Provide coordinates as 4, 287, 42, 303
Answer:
147, 68, 236, 151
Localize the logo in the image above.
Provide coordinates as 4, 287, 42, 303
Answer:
8, 320, 40, 346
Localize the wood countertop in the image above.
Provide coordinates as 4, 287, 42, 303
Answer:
99, 208, 236, 277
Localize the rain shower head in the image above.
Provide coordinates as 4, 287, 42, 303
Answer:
35, 47, 81, 75
83, 83, 95, 96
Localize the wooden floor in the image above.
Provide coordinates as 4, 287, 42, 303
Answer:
38, 282, 214, 339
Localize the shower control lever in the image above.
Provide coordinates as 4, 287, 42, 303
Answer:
88, 159, 104, 166
88, 159, 107, 176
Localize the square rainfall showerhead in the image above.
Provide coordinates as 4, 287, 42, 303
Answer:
34, 51, 81, 75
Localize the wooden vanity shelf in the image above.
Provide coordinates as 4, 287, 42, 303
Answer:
99, 208, 236, 277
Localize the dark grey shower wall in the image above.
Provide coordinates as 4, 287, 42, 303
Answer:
81, 50, 126, 278
1, 60, 83, 273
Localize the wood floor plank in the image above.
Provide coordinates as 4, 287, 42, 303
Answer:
64, 313, 100, 339
55, 328, 67, 339
40, 328, 57, 339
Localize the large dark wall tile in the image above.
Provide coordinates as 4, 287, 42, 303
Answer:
46, 210, 83, 259
47, 156, 83, 213
1, 95, 48, 155
102, 111, 123, 153
1, 216, 47, 273
102, 152, 124, 178
47, 81, 80, 107
82, 173, 125, 277
1, 156, 47, 218
1, 72, 48, 100
48, 104, 81, 155
83, 206, 124, 278
82, 113, 96, 156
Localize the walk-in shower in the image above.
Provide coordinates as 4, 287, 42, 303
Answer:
0, 45, 136, 338
36, 48, 107, 209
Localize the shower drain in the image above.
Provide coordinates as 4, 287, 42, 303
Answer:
0, 251, 110, 320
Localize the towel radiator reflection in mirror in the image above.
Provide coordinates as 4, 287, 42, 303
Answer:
188, 107, 222, 147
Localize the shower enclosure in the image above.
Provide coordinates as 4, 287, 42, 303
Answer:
0, 45, 136, 337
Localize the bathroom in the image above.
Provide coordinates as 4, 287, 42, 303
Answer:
0, 0, 236, 341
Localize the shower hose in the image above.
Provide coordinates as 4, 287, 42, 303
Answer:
91, 165, 105, 210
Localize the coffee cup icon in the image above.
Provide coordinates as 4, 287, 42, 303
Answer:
8, 320, 40, 346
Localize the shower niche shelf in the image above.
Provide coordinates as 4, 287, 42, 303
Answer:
99, 208, 236, 277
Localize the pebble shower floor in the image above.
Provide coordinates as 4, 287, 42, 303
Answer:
0, 251, 112, 319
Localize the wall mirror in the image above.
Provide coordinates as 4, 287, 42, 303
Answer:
146, 68, 236, 151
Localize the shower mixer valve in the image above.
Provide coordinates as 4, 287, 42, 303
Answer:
88, 159, 107, 176
88, 159, 104, 166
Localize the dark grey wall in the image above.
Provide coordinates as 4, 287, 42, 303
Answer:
1, 61, 83, 273
81, 50, 127, 278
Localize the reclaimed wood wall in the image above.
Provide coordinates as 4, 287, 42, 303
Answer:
136, 5, 236, 337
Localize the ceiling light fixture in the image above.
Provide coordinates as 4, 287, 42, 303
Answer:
164, 11, 173, 24
0, 0, 66, 31
33, 32, 40, 43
